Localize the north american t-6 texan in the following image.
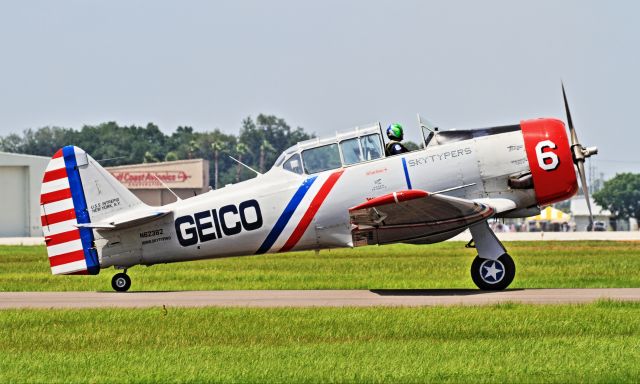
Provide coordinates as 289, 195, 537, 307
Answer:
39, 86, 597, 292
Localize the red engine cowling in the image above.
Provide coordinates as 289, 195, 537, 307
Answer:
521, 118, 578, 206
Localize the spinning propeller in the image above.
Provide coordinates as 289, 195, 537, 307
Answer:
561, 83, 598, 230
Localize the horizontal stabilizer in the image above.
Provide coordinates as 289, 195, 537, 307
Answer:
76, 209, 171, 230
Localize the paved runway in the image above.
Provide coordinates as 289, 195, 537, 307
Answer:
1, 288, 640, 309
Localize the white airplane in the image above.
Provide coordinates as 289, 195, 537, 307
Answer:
40, 87, 597, 291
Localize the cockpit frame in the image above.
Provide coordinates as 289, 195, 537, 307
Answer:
273, 123, 386, 175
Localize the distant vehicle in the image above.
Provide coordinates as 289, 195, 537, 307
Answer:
587, 221, 607, 231
39, 86, 597, 292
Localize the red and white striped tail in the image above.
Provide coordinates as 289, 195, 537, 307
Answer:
40, 147, 99, 275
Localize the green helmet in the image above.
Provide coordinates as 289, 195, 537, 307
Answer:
386, 123, 404, 141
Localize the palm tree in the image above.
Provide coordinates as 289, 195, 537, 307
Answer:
259, 138, 275, 173
235, 142, 248, 182
188, 139, 198, 159
210, 139, 224, 189
143, 151, 158, 163
164, 151, 178, 162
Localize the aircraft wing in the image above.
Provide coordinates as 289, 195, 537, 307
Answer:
349, 190, 494, 246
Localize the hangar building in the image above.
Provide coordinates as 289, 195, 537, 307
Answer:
570, 196, 613, 231
0, 152, 49, 237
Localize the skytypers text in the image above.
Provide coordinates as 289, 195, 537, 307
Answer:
174, 199, 263, 247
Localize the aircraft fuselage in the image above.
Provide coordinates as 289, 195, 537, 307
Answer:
96, 127, 534, 268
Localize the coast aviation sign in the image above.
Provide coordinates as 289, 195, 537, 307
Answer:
106, 159, 206, 189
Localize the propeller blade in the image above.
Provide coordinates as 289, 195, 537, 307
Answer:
576, 160, 595, 231
562, 82, 579, 146
561, 82, 597, 230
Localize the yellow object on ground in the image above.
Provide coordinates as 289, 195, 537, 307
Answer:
526, 206, 571, 222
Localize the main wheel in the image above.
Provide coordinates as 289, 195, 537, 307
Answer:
470, 253, 515, 290
111, 273, 131, 292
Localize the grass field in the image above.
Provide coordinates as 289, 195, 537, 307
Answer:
1, 301, 639, 383
2, 242, 640, 383
1, 241, 639, 291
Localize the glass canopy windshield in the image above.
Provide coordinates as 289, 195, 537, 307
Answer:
340, 134, 383, 165
272, 125, 385, 175
302, 144, 342, 174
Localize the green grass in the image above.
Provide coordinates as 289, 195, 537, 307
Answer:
3, 243, 640, 383
1, 302, 640, 383
1, 241, 639, 291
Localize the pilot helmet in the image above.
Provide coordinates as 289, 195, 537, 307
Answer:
386, 123, 404, 141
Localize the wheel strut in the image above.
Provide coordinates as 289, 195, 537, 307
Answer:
467, 221, 515, 290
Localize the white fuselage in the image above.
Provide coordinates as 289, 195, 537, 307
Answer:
96, 130, 535, 269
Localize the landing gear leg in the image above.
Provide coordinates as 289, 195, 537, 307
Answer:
111, 270, 131, 292
468, 221, 515, 290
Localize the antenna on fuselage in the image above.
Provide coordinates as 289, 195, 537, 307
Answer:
151, 174, 182, 202
228, 156, 262, 176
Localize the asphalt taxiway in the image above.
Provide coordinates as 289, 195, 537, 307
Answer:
1, 288, 639, 309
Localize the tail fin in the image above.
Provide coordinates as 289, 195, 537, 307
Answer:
40, 146, 145, 275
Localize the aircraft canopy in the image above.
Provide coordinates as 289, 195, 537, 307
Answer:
272, 124, 386, 175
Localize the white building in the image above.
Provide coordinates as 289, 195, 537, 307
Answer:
570, 196, 612, 231
0, 152, 49, 236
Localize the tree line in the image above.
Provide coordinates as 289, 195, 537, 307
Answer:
593, 173, 640, 224
0, 114, 312, 188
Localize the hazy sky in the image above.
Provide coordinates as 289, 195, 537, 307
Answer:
0, 1, 638, 178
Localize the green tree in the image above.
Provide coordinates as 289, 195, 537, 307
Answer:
166, 126, 197, 160
188, 139, 198, 159
593, 173, 640, 221
0, 114, 311, 185
211, 139, 224, 189
0, 126, 77, 156
72, 122, 166, 165
164, 152, 178, 162
235, 142, 249, 182
189, 129, 237, 188
239, 114, 313, 171
0, 133, 26, 153
259, 139, 275, 173
143, 151, 159, 163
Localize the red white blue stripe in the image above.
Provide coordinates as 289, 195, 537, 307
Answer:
256, 170, 344, 254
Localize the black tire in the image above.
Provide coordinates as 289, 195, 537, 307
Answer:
470, 253, 515, 290
111, 273, 131, 292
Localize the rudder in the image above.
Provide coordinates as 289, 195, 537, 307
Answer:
40, 146, 145, 275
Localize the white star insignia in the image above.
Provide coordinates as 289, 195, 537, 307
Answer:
483, 262, 503, 281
